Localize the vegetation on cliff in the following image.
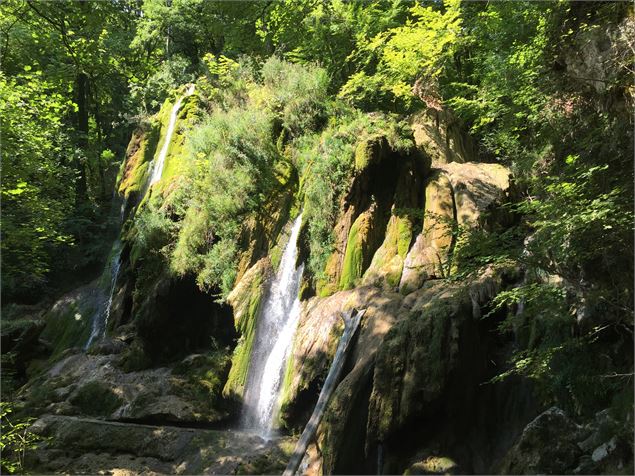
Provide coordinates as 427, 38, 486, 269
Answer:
1, 0, 633, 473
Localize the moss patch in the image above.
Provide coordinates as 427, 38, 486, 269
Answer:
41, 285, 99, 359
118, 122, 160, 200
223, 261, 268, 399
69, 380, 123, 417
172, 350, 232, 421
339, 208, 383, 290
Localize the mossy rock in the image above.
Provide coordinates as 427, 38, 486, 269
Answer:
118, 122, 160, 200
404, 456, 460, 474
223, 259, 269, 399
354, 135, 387, 171
172, 350, 232, 421
339, 205, 385, 290
41, 283, 101, 359
363, 214, 414, 290
69, 380, 123, 417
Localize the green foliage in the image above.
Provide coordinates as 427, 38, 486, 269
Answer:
0, 402, 42, 474
340, 0, 462, 109
131, 55, 196, 114
257, 0, 409, 90
171, 106, 276, 297
167, 58, 330, 298
0, 71, 75, 299
260, 57, 329, 137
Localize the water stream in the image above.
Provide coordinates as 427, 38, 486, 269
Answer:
85, 239, 123, 350
149, 84, 195, 186
241, 214, 304, 436
283, 309, 365, 476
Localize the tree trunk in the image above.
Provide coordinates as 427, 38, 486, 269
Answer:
74, 71, 89, 207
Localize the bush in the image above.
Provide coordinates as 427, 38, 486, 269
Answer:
171, 104, 278, 298
0, 402, 42, 474
260, 56, 329, 136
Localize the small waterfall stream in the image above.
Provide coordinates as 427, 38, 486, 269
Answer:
149, 84, 195, 185
242, 214, 304, 436
85, 84, 196, 350
85, 239, 123, 350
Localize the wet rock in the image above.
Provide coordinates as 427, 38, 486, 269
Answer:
21, 350, 228, 424
499, 407, 584, 474
279, 286, 402, 429
28, 415, 294, 475
88, 337, 127, 355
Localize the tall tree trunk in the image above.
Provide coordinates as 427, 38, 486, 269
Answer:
74, 71, 89, 207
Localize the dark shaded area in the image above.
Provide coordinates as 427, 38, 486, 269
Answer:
135, 276, 236, 363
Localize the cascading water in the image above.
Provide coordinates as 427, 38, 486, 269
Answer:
85, 84, 196, 350
85, 239, 122, 349
242, 214, 304, 436
149, 84, 195, 186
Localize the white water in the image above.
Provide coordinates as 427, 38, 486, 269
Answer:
85, 240, 122, 350
149, 84, 195, 185
242, 214, 304, 436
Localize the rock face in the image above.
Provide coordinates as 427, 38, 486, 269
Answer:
499, 406, 634, 475
19, 345, 231, 424
400, 162, 512, 294
28, 415, 294, 475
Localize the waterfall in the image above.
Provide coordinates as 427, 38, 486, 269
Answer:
242, 214, 304, 436
85, 239, 122, 350
149, 84, 195, 186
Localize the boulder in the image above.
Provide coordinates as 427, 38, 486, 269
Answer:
499, 407, 584, 474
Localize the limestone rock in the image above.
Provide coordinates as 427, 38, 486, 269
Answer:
21, 350, 228, 424
28, 415, 294, 475
279, 286, 402, 429
400, 171, 455, 293
499, 407, 584, 474
404, 456, 460, 475
438, 161, 511, 226
410, 108, 476, 166
224, 258, 271, 399
400, 163, 512, 294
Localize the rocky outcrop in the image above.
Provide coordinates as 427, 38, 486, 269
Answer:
410, 108, 477, 166
28, 415, 294, 475
400, 162, 512, 294
223, 258, 271, 399
500, 407, 634, 475
317, 136, 428, 296
19, 346, 231, 424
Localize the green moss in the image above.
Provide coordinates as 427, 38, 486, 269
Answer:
69, 380, 123, 417
339, 215, 366, 290
118, 122, 160, 199
397, 216, 413, 257
41, 295, 95, 359
172, 350, 231, 421
223, 271, 264, 398
354, 139, 374, 171
277, 350, 297, 428
155, 96, 200, 191
117, 339, 152, 372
